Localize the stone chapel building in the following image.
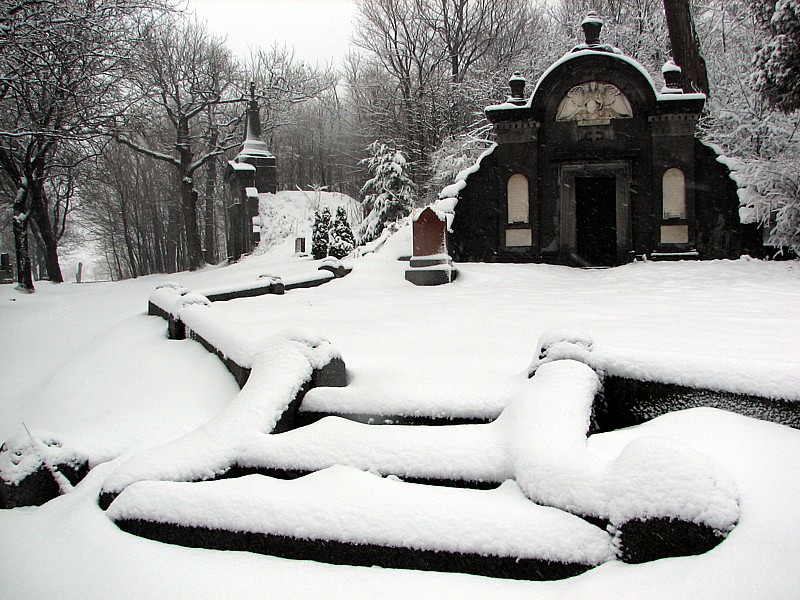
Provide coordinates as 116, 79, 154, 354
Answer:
435, 12, 760, 269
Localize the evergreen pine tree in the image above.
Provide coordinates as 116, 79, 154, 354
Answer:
357, 142, 416, 244
312, 207, 332, 259
329, 206, 356, 258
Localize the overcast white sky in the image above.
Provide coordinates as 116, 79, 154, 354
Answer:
187, 0, 358, 65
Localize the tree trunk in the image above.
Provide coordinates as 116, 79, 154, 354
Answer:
166, 205, 181, 272
177, 118, 204, 271
12, 184, 35, 292
29, 180, 64, 282
180, 180, 203, 270
119, 199, 139, 278
204, 127, 219, 264
664, 0, 710, 96
152, 200, 165, 273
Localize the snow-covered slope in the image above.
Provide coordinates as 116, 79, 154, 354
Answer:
257, 190, 361, 256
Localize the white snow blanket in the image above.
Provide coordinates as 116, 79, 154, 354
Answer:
108, 467, 616, 566
1, 233, 798, 598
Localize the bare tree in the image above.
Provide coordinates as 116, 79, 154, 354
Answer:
354, 0, 443, 166
421, 0, 536, 85
0, 0, 168, 291
117, 16, 240, 271
78, 132, 183, 279
351, 0, 542, 184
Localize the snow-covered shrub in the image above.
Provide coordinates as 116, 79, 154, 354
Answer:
329, 206, 356, 259
736, 155, 800, 254
312, 207, 332, 259
357, 142, 416, 244
257, 192, 294, 253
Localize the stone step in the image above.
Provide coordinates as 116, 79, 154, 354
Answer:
107, 466, 615, 581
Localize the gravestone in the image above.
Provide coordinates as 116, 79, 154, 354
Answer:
405, 207, 456, 285
412, 207, 447, 261
0, 253, 13, 284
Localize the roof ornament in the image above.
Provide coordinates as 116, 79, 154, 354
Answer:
572, 11, 620, 55
508, 72, 527, 105
661, 60, 684, 94
236, 79, 273, 160
581, 10, 604, 46
246, 80, 262, 141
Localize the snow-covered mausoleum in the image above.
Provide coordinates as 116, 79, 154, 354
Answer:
225, 82, 277, 261
408, 12, 760, 284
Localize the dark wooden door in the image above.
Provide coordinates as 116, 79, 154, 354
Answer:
575, 176, 617, 266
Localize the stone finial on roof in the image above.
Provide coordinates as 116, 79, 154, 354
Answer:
508, 72, 527, 105
581, 10, 604, 46
661, 60, 684, 93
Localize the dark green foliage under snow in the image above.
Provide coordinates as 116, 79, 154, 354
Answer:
312, 207, 332, 259
357, 142, 416, 244
329, 207, 356, 259
312, 206, 355, 259
752, 0, 800, 112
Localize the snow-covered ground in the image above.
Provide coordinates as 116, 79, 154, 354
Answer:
1, 227, 799, 599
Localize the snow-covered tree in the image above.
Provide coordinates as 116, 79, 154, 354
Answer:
116, 15, 239, 272
737, 156, 800, 254
357, 142, 416, 243
692, 1, 799, 253
312, 207, 332, 259
752, 0, 800, 112
0, 0, 170, 291
329, 206, 356, 259
696, 1, 783, 158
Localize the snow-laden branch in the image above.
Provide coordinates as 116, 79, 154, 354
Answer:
115, 134, 179, 167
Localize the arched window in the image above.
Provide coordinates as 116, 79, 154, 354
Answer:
662, 168, 686, 219
507, 174, 529, 223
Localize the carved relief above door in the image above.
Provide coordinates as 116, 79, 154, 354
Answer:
556, 82, 633, 126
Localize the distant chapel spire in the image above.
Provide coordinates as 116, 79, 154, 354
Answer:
237, 80, 273, 159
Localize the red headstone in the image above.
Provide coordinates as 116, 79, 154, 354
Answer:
413, 207, 448, 257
